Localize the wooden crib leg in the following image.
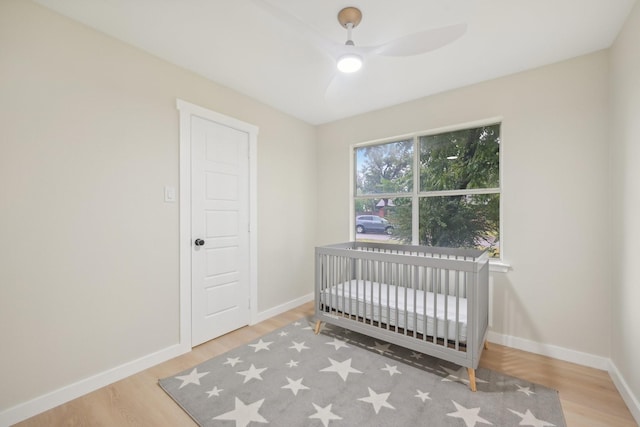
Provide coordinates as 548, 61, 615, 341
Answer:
484, 340, 489, 350
314, 320, 322, 335
467, 368, 477, 392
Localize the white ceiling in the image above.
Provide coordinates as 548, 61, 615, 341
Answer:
33, 0, 636, 125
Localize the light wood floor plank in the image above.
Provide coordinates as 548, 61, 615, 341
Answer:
16, 302, 637, 426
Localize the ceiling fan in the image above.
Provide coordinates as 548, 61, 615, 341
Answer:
254, 2, 467, 74
334, 6, 466, 73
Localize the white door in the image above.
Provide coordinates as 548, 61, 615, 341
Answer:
191, 115, 250, 346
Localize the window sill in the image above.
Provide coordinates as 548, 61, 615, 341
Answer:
489, 260, 511, 273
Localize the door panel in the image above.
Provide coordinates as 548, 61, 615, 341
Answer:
206, 211, 238, 237
191, 115, 250, 346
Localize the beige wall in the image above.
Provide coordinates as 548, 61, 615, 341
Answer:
0, 0, 316, 410
610, 0, 640, 411
2, 0, 638, 420
317, 52, 611, 357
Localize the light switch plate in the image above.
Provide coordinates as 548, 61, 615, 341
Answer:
164, 185, 176, 202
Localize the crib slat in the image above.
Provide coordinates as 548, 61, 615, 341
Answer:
386, 261, 391, 331
367, 259, 373, 327
336, 257, 341, 316
434, 267, 439, 346
411, 265, 420, 337
378, 260, 382, 330
402, 263, 407, 336
394, 262, 399, 333
422, 266, 428, 342
358, 260, 369, 320
328, 255, 333, 311
444, 268, 449, 344
455, 270, 460, 351
355, 256, 360, 321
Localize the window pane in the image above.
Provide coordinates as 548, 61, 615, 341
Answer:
355, 197, 411, 244
355, 140, 413, 195
419, 194, 500, 257
419, 124, 500, 192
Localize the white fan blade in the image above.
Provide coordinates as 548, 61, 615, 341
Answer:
374, 23, 467, 57
251, 0, 342, 58
324, 63, 368, 104
324, 68, 358, 103
324, 71, 344, 102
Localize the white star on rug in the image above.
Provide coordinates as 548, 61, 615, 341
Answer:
289, 341, 310, 352
370, 342, 393, 354
325, 338, 349, 350
381, 364, 401, 376
206, 386, 223, 397
410, 352, 423, 360
508, 409, 555, 427
415, 389, 431, 402
447, 401, 493, 427
516, 384, 536, 396
309, 403, 342, 427
286, 359, 299, 368
213, 397, 268, 427
441, 366, 488, 386
278, 331, 289, 337
294, 321, 301, 326
175, 368, 209, 389
249, 339, 273, 352
281, 377, 310, 396
320, 357, 363, 382
237, 364, 267, 383
223, 357, 242, 367
357, 387, 395, 414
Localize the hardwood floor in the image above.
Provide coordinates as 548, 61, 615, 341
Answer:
17, 302, 637, 426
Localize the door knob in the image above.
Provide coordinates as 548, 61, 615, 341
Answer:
194, 238, 205, 246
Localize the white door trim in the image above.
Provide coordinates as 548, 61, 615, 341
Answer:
177, 99, 258, 349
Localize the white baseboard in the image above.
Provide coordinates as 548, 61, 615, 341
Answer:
0, 293, 315, 427
0, 343, 190, 427
486, 331, 610, 371
253, 292, 314, 324
486, 331, 640, 422
608, 360, 640, 425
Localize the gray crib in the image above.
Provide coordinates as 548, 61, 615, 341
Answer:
314, 241, 490, 391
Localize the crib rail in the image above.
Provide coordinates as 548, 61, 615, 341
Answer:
315, 241, 489, 370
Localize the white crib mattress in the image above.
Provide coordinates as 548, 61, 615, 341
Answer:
320, 280, 468, 343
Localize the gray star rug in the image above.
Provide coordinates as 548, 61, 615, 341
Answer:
159, 319, 566, 427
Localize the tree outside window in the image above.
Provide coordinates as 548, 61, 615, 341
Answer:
354, 123, 501, 258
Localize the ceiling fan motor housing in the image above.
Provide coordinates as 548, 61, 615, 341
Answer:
338, 7, 362, 29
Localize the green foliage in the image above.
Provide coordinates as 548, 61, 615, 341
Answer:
356, 140, 413, 194
418, 125, 500, 255
420, 125, 500, 192
387, 198, 412, 243
355, 124, 501, 256
419, 194, 500, 256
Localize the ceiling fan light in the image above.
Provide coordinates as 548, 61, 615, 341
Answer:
337, 53, 362, 73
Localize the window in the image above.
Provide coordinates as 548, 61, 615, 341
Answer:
353, 122, 501, 258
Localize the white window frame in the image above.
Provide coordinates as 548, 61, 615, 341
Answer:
350, 118, 509, 271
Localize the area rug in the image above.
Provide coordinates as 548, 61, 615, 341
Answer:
159, 319, 566, 426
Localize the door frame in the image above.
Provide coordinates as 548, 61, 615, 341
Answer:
177, 99, 258, 349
